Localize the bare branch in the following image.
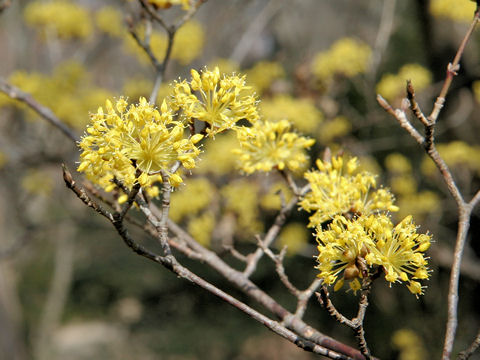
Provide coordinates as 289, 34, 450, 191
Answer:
429, 10, 480, 123
0, 79, 79, 143
62, 165, 113, 221
376, 95, 424, 145
256, 236, 300, 297
243, 195, 300, 277
458, 328, 480, 360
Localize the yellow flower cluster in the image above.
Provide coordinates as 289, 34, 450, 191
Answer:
260, 95, 323, 134
316, 214, 431, 295
125, 21, 205, 65
171, 67, 259, 136
377, 64, 432, 102
312, 38, 371, 83
24, 0, 92, 40
245, 61, 285, 95
0, 62, 114, 129
421, 141, 480, 176
77, 97, 203, 194
300, 156, 399, 226
148, 0, 191, 10
301, 156, 430, 295
234, 119, 315, 174
430, 0, 476, 23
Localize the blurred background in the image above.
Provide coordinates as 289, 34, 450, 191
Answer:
1, 0, 480, 359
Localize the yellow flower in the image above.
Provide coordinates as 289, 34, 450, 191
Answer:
245, 61, 285, 95
24, 0, 92, 40
279, 223, 310, 256
21, 169, 54, 196
169, 178, 215, 222
95, 6, 124, 38
376, 64, 432, 102
1, 62, 115, 129
384, 153, 413, 174
171, 67, 259, 136
77, 97, 202, 193
234, 119, 315, 174
221, 180, 263, 235
313, 38, 371, 83
187, 212, 215, 247
317, 116, 351, 144
300, 156, 399, 227
392, 329, 428, 360
430, 0, 476, 23
316, 214, 431, 296
196, 132, 239, 176
260, 95, 323, 134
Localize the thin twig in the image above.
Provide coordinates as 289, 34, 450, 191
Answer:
256, 236, 300, 297
62, 165, 113, 221
458, 328, 480, 360
0, 80, 79, 143
429, 10, 480, 123
294, 278, 322, 319
243, 183, 310, 277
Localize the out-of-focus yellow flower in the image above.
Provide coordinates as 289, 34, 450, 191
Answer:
260, 181, 293, 211
77, 97, 203, 194
95, 6, 124, 37
260, 95, 323, 134
187, 212, 215, 247
221, 180, 263, 235
279, 223, 310, 256
316, 214, 431, 296
377, 64, 432, 102
0, 62, 115, 129
24, 0, 92, 40
390, 175, 417, 196
125, 21, 204, 65
392, 329, 428, 360
196, 132, 239, 176
300, 156, 398, 227
430, 0, 476, 23
397, 191, 440, 220
385, 153, 413, 174
234, 119, 315, 174
171, 67, 259, 136
472, 81, 480, 103
245, 61, 285, 95
148, 0, 191, 10
421, 141, 480, 176
312, 38, 371, 83
21, 169, 54, 196
169, 178, 215, 222
317, 116, 351, 144
207, 58, 240, 75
